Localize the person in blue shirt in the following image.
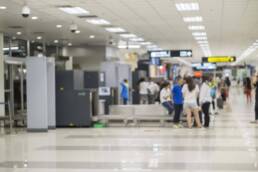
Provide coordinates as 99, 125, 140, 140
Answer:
121, 79, 129, 105
172, 77, 184, 124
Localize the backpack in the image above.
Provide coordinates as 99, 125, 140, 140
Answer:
210, 88, 216, 98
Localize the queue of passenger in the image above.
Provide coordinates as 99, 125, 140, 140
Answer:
158, 75, 222, 128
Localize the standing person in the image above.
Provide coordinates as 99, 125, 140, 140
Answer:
244, 77, 252, 104
139, 78, 149, 104
182, 77, 202, 128
252, 75, 258, 124
199, 76, 212, 128
120, 79, 129, 105
172, 77, 184, 125
209, 78, 218, 115
225, 77, 231, 98
147, 79, 160, 104
160, 82, 173, 115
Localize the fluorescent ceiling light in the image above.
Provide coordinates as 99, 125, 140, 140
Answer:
89, 35, 95, 39
59, 7, 89, 15
192, 32, 206, 36
16, 32, 22, 35
140, 42, 152, 45
105, 27, 125, 33
183, 16, 203, 22
130, 38, 144, 42
54, 40, 59, 43
75, 30, 81, 34
86, 18, 110, 25
188, 25, 205, 30
31, 16, 38, 20
3, 47, 19, 51
0, 6, 7, 10
56, 24, 62, 28
118, 45, 141, 49
195, 36, 207, 40
36, 36, 42, 40
175, 3, 199, 11
118, 45, 127, 49
198, 40, 208, 44
147, 45, 158, 49
120, 34, 137, 38
128, 45, 141, 49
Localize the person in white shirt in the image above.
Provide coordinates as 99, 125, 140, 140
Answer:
160, 82, 173, 115
199, 76, 212, 127
139, 78, 149, 104
147, 79, 160, 104
182, 77, 202, 128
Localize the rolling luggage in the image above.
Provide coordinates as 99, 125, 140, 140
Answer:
217, 97, 223, 109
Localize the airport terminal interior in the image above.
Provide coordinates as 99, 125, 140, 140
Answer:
1, 0, 258, 171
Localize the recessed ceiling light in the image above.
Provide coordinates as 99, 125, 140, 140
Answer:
200, 44, 209, 47
0, 6, 7, 10
105, 27, 126, 33
36, 36, 42, 40
31, 16, 38, 20
56, 24, 62, 28
54, 40, 59, 43
89, 35, 95, 39
183, 16, 203, 22
68, 42, 72, 46
128, 45, 141, 49
175, 3, 199, 11
86, 18, 110, 25
192, 32, 207, 36
16, 32, 22, 35
195, 36, 207, 40
118, 45, 141, 49
198, 40, 208, 44
120, 34, 137, 38
140, 42, 152, 45
147, 45, 158, 49
59, 7, 89, 15
189, 25, 205, 30
75, 30, 81, 34
130, 38, 144, 42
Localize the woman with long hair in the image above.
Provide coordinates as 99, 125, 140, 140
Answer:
244, 77, 252, 104
182, 77, 202, 128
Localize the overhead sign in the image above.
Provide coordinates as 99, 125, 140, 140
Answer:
192, 63, 217, 70
202, 56, 236, 63
170, 50, 192, 57
149, 51, 171, 58
149, 50, 192, 58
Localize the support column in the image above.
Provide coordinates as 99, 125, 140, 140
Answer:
0, 33, 5, 117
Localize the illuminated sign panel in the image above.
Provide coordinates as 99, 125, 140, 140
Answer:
202, 56, 236, 63
150, 51, 171, 58
192, 63, 216, 70
149, 50, 192, 58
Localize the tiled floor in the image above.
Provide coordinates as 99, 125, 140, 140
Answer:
0, 88, 258, 171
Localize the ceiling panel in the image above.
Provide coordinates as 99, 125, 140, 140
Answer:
0, 0, 258, 61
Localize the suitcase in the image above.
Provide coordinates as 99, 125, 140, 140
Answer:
217, 97, 223, 109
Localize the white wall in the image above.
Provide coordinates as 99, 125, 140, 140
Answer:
62, 45, 106, 71
0, 33, 4, 117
